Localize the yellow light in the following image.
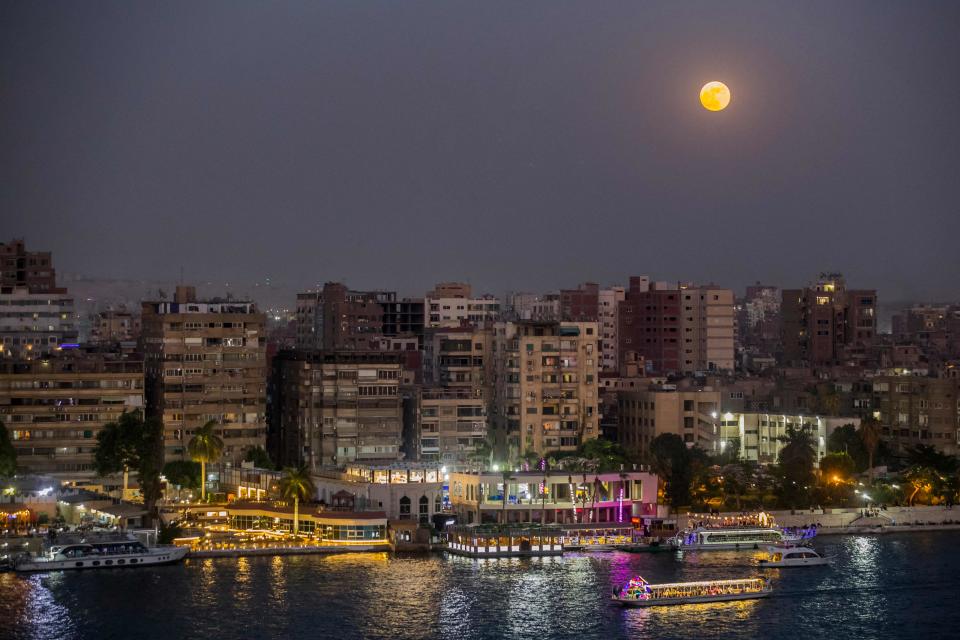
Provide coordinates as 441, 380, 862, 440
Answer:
699, 81, 731, 111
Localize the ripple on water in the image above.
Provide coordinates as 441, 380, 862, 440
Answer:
2, 532, 960, 640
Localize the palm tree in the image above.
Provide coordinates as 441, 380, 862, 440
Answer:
858, 419, 881, 485
279, 464, 316, 536
187, 420, 224, 502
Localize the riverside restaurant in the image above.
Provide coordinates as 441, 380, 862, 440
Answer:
177, 501, 390, 550
446, 523, 564, 558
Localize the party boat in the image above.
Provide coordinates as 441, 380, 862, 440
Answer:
613, 575, 772, 607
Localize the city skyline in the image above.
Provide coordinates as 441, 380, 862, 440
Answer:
3, 1, 959, 301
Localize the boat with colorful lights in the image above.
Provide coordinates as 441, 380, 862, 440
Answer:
612, 576, 772, 607
670, 512, 816, 551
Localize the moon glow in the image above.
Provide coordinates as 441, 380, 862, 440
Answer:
700, 81, 731, 111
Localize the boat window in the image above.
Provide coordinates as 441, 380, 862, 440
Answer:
75, 562, 83, 567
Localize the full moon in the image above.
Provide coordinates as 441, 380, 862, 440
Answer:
700, 81, 731, 111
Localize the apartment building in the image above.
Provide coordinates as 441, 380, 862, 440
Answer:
873, 374, 959, 454
1, 239, 60, 293
782, 273, 877, 366
599, 286, 626, 372
90, 309, 141, 345
491, 320, 600, 457
425, 282, 500, 328
141, 286, 267, 463
617, 385, 721, 457
0, 351, 143, 479
505, 292, 560, 322
618, 278, 734, 374
422, 326, 492, 391
294, 282, 394, 350
560, 282, 600, 322
416, 387, 487, 464
268, 350, 405, 469
0, 286, 77, 358
716, 412, 849, 465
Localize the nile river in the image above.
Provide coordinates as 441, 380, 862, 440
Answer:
2, 532, 959, 640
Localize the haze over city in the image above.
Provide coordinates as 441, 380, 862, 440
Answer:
3, 1, 959, 300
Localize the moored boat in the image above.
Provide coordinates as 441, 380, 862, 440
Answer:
671, 513, 816, 551
613, 575, 772, 607
14, 538, 188, 572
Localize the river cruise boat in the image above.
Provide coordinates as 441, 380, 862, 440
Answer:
613, 576, 772, 607
671, 513, 816, 551
758, 546, 829, 568
14, 539, 188, 572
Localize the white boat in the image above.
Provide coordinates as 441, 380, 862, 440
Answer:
14, 539, 188, 572
613, 576, 772, 607
758, 546, 829, 567
671, 525, 816, 551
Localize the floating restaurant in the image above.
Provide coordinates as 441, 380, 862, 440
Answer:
446, 523, 564, 557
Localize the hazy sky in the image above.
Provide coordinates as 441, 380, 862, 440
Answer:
2, 1, 958, 300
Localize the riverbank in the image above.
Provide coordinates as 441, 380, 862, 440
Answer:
187, 543, 390, 558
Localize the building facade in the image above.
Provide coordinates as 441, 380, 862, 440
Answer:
781, 273, 877, 366
491, 321, 600, 457
716, 412, 851, 465
618, 278, 735, 374
141, 285, 267, 463
0, 352, 143, 479
617, 386, 722, 457
0, 286, 77, 358
269, 350, 405, 469
598, 286, 626, 372
873, 374, 959, 454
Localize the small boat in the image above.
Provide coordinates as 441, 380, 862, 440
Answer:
14, 538, 188, 572
612, 576, 772, 607
758, 546, 829, 568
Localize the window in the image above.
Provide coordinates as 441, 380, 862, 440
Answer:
399, 496, 411, 519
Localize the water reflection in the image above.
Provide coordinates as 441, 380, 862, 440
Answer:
1, 533, 959, 640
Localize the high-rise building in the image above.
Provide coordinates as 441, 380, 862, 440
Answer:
294, 283, 394, 350
739, 284, 781, 353
0, 350, 143, 479
491, 320, 600, 457
268, 350, 405, 469
598, 286, 626, 372
717, 412, 842, 465
618, 278, 734, 374
0, 286, 77, 358
0, 241, 75, 358
1, 239, 61, 293
422, 326, 492, 392
781, 273, 877, 366
560, 282, 599, 322
415, 388, 488, 465
141, 285, 267, 463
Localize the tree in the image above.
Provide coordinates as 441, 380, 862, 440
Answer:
903, 466, 937, 506
649, 434, 702, 509
187, 420, 224, 501
819, 452, 856, 483
278, 464, 316, 536
163, 460, 201, 490
576, 439, 631, 472
94, 411, 164, 523
470, 439, 493, 471
244, 446, 273, 470
719, 462, 754, 511
0, 419, 16, 477
773, 425, 816, 509
826, 424, 868, 471
859, 419, 881, 484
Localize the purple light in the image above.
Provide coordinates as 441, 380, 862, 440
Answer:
617, 487, 624, 523
60, 343, 80, 349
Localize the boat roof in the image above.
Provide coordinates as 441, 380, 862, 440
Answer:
630, 577, 766, 589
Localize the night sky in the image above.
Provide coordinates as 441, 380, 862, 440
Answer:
2, 1, 958, 300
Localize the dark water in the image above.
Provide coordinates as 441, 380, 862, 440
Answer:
2, 532, 959, 640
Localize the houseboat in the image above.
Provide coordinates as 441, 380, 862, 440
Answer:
613, 576, 772, 607
14, 538, 188, 572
